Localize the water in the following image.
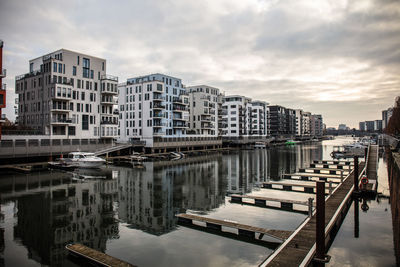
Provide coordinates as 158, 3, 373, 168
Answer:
0, 137, 394, 267
327, 151, 396, 267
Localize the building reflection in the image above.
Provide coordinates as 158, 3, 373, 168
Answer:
117, 155, 227, 235
0, 171, 118, 266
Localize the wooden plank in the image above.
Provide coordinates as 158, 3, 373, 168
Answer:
230, 194, 310, 205
176, 213, 293, 241
66, 243, 135, 267
264, 162, 365, 267
286, 172, 342, 178
300, 167, 350, 172
262, 181, 336, 189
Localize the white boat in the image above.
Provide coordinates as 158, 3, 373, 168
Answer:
254, 142, 266, 149
61, 152, 106, 169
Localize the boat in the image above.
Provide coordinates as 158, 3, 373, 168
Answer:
60, 152, 106, 169
254, 142, 266, 149
285, 140, 299, 145
130, 152, 148, 161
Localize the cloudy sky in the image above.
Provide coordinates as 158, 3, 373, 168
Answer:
0, 0, 399, 128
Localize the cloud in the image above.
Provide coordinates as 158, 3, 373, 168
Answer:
0, 0, 399, 127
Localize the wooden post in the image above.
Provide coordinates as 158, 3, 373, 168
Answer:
353, 156, 359, 192
340, 170, 344, 182
308, 197, 313, 217
315, 181, 326, 263
329, 181, 333, 195
364, 147, 368, 161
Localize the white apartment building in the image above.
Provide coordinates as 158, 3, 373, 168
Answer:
187, 85, 221, 136
221, 95, 269, 137
295, 109, 303, 136
118, 73, 189, 147
15, 49, 118, 139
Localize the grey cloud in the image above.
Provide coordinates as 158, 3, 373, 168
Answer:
0, 0, 399, 127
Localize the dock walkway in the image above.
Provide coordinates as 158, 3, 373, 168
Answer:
66, 243, 135, 267
262, 161, 366, 266
176, 213, 293, 241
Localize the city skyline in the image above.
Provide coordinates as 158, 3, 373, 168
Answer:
1, 0, 399, 128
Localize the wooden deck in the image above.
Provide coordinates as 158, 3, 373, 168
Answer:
262, 162, 366, 266
261, 181, 336, 195
66, 243, 135, 267
285, 172, 342, 178
176, 213, 293, 241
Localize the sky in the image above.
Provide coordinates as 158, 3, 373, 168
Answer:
0, 0, 399, 128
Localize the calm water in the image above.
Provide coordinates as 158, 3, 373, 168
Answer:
0, 137, 394, 267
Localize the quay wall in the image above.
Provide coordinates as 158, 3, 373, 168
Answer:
387, 148, 400, 266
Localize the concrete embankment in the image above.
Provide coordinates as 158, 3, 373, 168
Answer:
387, 148, 400, 266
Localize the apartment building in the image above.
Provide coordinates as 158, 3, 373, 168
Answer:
118, 73, 189, 147
187, 85, 221, 136
15, 49, 118, 139
286, 108, 296, 135
302, 112, 311, 136
310, 114, 323, 137
382, 108, 393, 130
268, 105, 287, 136
0, 40, 6, 140
250, 101, 269, 136
221, 95, 269, 137
221, 95, 251, 137
294, 109, 303, 136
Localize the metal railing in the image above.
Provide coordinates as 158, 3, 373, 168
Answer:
101, 74, 118, 82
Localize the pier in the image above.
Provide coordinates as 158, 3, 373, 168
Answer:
66, 243, 135, 267
261, 146, 379, 266
176, 213, 293, 241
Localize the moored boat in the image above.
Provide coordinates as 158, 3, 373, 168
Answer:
60, 152, 106, 169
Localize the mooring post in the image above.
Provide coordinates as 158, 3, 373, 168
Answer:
364, 147, 368, 161
308, 197, 314, 217
315, 181, 326, 264
340, 170, 344, 182
329, 181, 333, 195
353, 156, 359, 192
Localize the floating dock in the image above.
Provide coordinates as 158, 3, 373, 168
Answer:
66, 243, 135, 267
176, 213, 293, 241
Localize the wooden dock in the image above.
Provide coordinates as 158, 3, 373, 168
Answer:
363, 145, 378, 193
262, 161, 366, 266
230, 194, 313, 216
66, 243, 135, 267
261, 181, 336, 195
176, 213, 293, 241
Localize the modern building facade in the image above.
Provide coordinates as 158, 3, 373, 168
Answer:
382, 108, 393, 130
221, 95, 269, 137
0, 40, 6, 140
15, 49, 118, 139
118, 73, 189, 147
187, 85, 221, 136
359, 121, 366, 131
269, 105, 286, 137
310, 114, 323, 137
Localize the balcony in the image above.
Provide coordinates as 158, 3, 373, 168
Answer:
173, 116, 185, 121
172, 97, 188, 105
172, 105, 188, 112
101, 87, 118, 95
51, 117, 75, 125
1, 84, 6, 91
153, 103, 165, 109
101, 119, 118, 125
153, 121, 166, 128
153, 94, 165, 101
0, 69, 6, 78
200, 116, 211, 121
101, 97, 117, 105
153, 130, 166, 136
50, 79, 73, 86
153, 112, 164, 118
173, 122, 188, 128
101, 74, 118, 82
52, 104, 70, 113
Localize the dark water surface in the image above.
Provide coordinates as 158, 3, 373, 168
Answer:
0, 137, 394, 267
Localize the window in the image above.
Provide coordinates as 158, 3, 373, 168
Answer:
77, 56, 80, 65
81, 92, 85, 100
82, 115, 89, 130
53, 62, 57, 72
83, 58, 90, 78
73, 66, 76, 76
90, 70, 94, 79
58, 63, 62, 73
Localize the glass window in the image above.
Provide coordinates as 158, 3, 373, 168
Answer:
73, 66, 76, 76
83, 58, 90, 78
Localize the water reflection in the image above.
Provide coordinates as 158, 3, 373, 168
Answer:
0, 143, 327, 266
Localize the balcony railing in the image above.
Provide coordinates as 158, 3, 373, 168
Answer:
101, 98, 118, 105
173, 105, 188, 111
101, 120, 118, 125
16, 70, 42, 81
50, 78, 73, 86
153, 103, 165, 109
51, 117, 75, 124
1, 84, 6, 90
101, 74, 118, 82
